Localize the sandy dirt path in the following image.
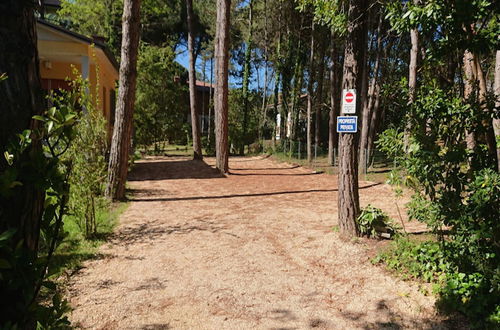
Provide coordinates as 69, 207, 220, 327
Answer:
68, 156, 451, 329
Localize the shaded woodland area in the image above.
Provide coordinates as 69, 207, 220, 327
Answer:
0, 0, 499, 328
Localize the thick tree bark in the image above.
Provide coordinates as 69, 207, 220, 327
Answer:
0, 0, 45, 254
186, 0, 203, 160
0, 2, 46, 325
106, 0, 141, 200
494, 50, 500, 171
338, 0, 368, 238
214, 0, 231, 173
307, 20, 315, 162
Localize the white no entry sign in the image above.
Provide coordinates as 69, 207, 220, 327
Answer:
342, 89, 357, 114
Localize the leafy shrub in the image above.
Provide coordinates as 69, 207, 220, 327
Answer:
374, 238, 450, 283
357, 204, 399, 238
61, 75, 109, 239
377, 82, 500, 326
0, 79, 79, 327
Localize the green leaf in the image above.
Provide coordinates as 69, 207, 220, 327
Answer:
33, 115, 46, 122
0, 228, 16, 241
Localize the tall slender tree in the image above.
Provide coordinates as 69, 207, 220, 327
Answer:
106, 0, 141, 200
240, 0, 253, 155
494, 50, 500, 171
337, 0, 368, 237
404, 0, 420, 149
214, 0, 231, 173
306, 20, 315, 162
186, 0, 203, 160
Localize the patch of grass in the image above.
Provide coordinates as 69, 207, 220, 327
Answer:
47, 202, 128, 278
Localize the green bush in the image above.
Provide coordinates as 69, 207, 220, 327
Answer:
377, 82, 500, 326
357, 204, 399, 238
62, 77, 109, 239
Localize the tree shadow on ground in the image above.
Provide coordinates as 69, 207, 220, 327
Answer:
128, 159, 225, 181
110, 220, 225, 246
266, 300, 467, 329
228, 172, 321, 177
129, 183, 381, 203
229, 165, 300, 171
339, 299, 468, 329
141, 324, 171, 330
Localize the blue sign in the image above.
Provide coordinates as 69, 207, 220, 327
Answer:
336, 116, 358, 133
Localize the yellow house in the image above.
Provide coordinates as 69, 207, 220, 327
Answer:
37, 19, 119, 132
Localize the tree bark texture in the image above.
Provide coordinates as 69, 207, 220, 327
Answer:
214, 0, 231, 173
463, 50, 477, 152
474, 56, 498, 166
404, 0, 420, 149
494, 50, 500, 171
106, 0, 141, 200
306, 20, 315, 162
0, 0, 45, 254
0, 2, 46, 325
186, 0, 203, 160
338, 0, 368, 238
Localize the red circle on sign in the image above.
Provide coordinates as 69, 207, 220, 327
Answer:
345, 92, 354, 103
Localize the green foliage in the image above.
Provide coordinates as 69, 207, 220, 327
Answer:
385, 0, 498, 57
0, 84, 79, 327
134, 43, 189, 148
58, 0, 123, 54
62, 75, 109, 239
374, 237, 450, 283
295, 0, 347, 34
377, 81, 500, 325
357, 205, 399, 238
228, 89, 261, 154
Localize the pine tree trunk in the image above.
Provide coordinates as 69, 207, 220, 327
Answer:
474, 56, 498, 167
214, 0, 231, 173
259, 0, 268, 145
328, 36, 341, 166
0, 0, 45, 254
494, 50, 500, 171
315, 42, 326, 148
367, 82, 381, 153
463, 50, 477, 152
338, 0, 368, 238
240, 0, 253, 155
307, 20, 315, 163
404, 0, 420, 149
186, 0, 203, 160
359, 14, 382, 172
106, 0, 141, 200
